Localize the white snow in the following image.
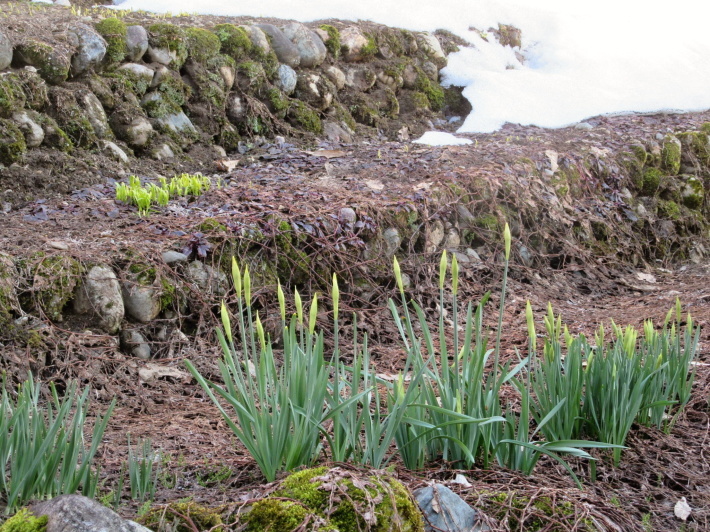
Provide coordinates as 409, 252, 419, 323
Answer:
111, 0, 710, 135
413, 132, 472, 146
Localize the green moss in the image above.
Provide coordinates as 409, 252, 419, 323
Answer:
213, 24, 253, 62
360, 33, 379, 61
658, 199, 681, 220
237, 60, 267, 91
0, 74, 27, 118
148, 23, 188, 68
141, 501, 223, 532
265, 87, 289, 117
288, 101, 322, 133
128, 263, 157, 285
14, 41, 69, 85
319, 24, 341, 60
0, 119, 27, 165
186, 63, 228, 110
475, 214, 500, 232
332, 102, 357, 132
410, 91, 430, 111
159, 278, 176, 311
274, 467, 424, 532
186, 27, 221, 64
639, 167, 663, 196
414, 69, 444, 111
245, 499, 312, 531
48, 87, 98, 148
701, 122, 710, 135
197, 217, 228, 233
661, 134, 681, 174
486, 492, 594, 532
0, 508, 48, 532
32, 113, 73, 152
677, 131, 710, 164
142, 94, 181, 119
681, 176, 704, 209
95, 18, 127, 65
107, 68, 152, 99
217, 122, 241, 152
19, 255, 82, 323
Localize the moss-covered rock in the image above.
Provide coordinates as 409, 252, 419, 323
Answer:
140, 501, 224, 532
19, 254, 82, 323
0, 507, 48, 532
681, 175, 705, 209
414, 68, 444, 111
658, 199, 681, 220
14, 40, 71, 85
47, 87, 98, 148
677, 130, 710, 165
0, 118, 27, 165
147, 23, 188, 68
95, 17, 127, 65
0, 73, 27, 118
288, 100, 322, 133
262, 467, 424, 532
186, 27, 221, 64
32, 113, 74, 152
213, 24, 253, 62
639, 167, 663, 196
107, 64, 154, 99
661, 134, 681, 174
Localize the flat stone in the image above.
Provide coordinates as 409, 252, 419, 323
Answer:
162, 250, 189, 264
100, 140, 129, 163
414, 484, 483, 532
275, 63, 297, 95
125, 25, 148, 62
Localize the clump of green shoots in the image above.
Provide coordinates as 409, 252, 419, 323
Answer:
115, 173, 212, 216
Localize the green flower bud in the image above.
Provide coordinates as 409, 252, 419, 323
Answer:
503, 223, 511, 261
220, 302, 232, 343
332, 274, 340, 321
439, 251, 447, 291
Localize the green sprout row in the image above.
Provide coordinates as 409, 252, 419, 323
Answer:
114, 173, 212, 216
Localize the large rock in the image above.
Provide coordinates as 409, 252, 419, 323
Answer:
109, 103, 154, 148
30, 494, 151, 532
66, 22, 107, 76
119, 329, 151, 359
226, 93, 246, 122
99, 139, 129, 163
125, 25, 149, 61
323, 65, 346, 90
242, 25, 270, 55
73, 264, 124, 334
344, 66, 376, 92
121, 276, 161, 324
256, 24, 300, 67
281, 22, 327, 68
14, 40, 71, 84
414, 484, 482, 532
76, 89, 111, 138
340, 26, 370, 62
117, 62, 154, 84
416, 32, 446, 68
0, 29, 12, 70
275, 63, 297, 95
295, 73, 334, 111
153, 109, 197, 136
11, 110, 44, 148
185, 261, 227, 298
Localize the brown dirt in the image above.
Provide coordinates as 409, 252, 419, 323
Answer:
1, 2, 709, 530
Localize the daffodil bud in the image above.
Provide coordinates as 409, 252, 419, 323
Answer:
332, 274, 340, 321
295, 289, 303, 326
439, 251, 447, 291
503, 223, 511, 261
243, 266, 251, 303
309, 293, 319, 335
220, 302, 232, 343
451, 254, 459, 296
231, 257, 241, 299
525, 300, 536, 352
277, 281, 286, 322
393, 256, 404, 294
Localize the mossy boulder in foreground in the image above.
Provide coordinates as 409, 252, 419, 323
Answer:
244, 467, 424, 532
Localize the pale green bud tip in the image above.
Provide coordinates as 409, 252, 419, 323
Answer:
220, 302, 232, 343
332, 274, 340, 320
438, 251, 447, 290
451, 254, 459, 295
309, 293, 319, 334
393, 257, 404, 293
243, 267, 251, 301
295, 289, 303, 324
277, 282, 286, 321
503, 223, 511, 261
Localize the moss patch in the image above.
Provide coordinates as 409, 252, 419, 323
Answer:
658, 199, 681, 220
19, 254, 82, 323
0, 508, 48, 532
681, 175, 704, 209
320, 24, 341, 60
95, 18, 127, 65
661, 134, 681, 174
0, 119, 27, 165
639, 167, 663, 196
14, 40, 70, 85
186, 27, 221, 64
288, 100, 322, 133
47, 87, 98, 148
0, 73, 27, 118
140, 501, 224, 532
148, 23, 188, 68
33, 113, 73, 152
414, 69, 444, 111
213, 24, 253, 62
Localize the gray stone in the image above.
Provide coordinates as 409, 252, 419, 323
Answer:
465, 248, 482, 262
153, 110, 196, 136
344, 66, 376, 92
421, 60, 438, 81
31, 494, 152, 532
256, 24, 300, 67
402, 63, 418, 89
14, 41, 71, 84
457, 205, 476, 228
377, 70, 403, 91
275, 64, 298, 95
417, 32, 447, 68
323, 121, 353, 143
575, 122, 594, 131
146, 46, 175, 66
125, 25, 148, 62
119, 329, 151, 359
426, 219, 446, 253
151, 143, 175, 160
339, 207, 357, 224
66, 23, 107, 76
282, 22, 326, 68
0, 29, 12, 70
186, 261, 227, 298
340, 26, 369, 62
227, 93, 246, 122
11, 111, 44, 148
518, 245, 533, 267
150, 64, 171, 88
242, 25, 271, 55
121, 278, 161, 323
99, 140, 129, 163
118, 62, 154, 83
323, 65, 346, 91
162, 250, 188, 264
219, 64, 236, 91
77, 89, 111, 138
443, 228, 460, 249
414, 484, 481, 532
73, 265, 124, 334
110, 112, 153, 148
383, 227, 402, 257
54, 0, 71, 6
295, 73, 333, 111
